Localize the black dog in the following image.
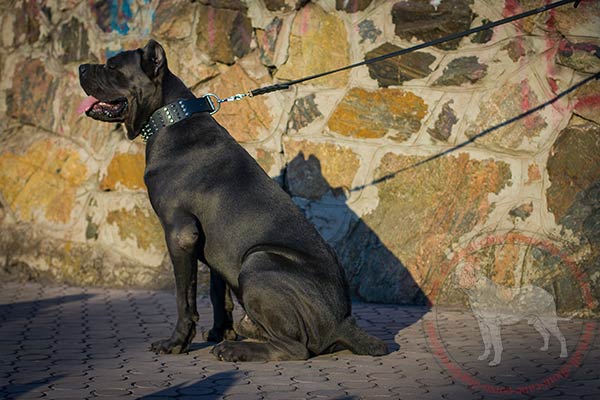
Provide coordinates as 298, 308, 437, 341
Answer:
78, 39, 388, 361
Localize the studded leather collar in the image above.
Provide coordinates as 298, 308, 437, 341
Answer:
140, 95, 218, 143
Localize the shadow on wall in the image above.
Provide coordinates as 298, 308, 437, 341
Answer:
282, 152, 428, 306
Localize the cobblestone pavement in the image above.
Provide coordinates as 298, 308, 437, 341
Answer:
1, 282, 598, 399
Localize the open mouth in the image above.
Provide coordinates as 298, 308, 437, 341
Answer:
78, 96, 128, 121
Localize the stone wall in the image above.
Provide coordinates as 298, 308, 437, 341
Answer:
0, 0, 598, 314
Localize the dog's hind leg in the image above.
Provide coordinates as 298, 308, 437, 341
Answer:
476, 319, 492, 361
532, 318, 550, 351
211, 285, 310, 361
212, 337, 309, 362
212, 287, 311, 361
335, 317, 388, 356
213, 251, 319, 361
235, 314, 267, 341
151, 221, 201, 354
542, 319, 568, 358
203, 270, 237, 342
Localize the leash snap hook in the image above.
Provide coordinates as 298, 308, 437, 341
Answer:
221, 93, 248, 102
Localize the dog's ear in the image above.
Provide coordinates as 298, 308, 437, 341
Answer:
141, 39, 167, 80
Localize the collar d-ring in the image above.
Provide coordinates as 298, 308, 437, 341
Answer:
203, 93, 221, 115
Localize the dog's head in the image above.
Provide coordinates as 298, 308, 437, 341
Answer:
78, 39, 167, 140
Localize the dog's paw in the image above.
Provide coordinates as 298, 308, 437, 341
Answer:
203, 328, 238, 343
560, 350, 568, 358
211, 340, 254, 362
540, 345, 549, 351
478, 351, 490, 361
488, 359, 501, 367
150, 338, 188, 354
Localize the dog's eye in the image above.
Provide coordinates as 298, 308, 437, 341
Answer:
106, 61, 117, 70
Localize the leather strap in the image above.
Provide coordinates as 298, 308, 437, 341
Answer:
140, 96, 216, 143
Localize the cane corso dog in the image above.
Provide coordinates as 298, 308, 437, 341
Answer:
78, 39, 388, 361
456, 262, 568, 366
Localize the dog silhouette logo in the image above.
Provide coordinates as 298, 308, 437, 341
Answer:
455, 261, 569, 366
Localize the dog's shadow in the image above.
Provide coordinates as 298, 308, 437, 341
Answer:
278, 153, 429, 352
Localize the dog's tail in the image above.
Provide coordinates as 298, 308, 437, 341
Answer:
335, 317, 389, 356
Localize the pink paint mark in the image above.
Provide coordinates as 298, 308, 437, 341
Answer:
520, 80, 538, 130
503, 0, 526, 59
502, 0, 522, 17
300, 6, 310, 35
207, 7, 216, 48
575, 94, 600, 111
520, 80, 531, 110
542, 0, 562, 99
547, 77, 559, 92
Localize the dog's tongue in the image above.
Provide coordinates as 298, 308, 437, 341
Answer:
77, 96, 99, 114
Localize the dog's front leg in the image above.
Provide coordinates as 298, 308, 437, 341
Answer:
151, 224, 200, 354
203, 270, 237, 342
476, 318, 492, 361
488, 323, 503, 366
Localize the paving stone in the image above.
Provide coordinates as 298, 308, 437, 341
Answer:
309, 388, 349, 398
341, 380, 378, 389
2, 283, 599, 400
292, 374, 329, 383
91, 388, 132, 397
262, 391, 309, 400
258, 384, 296, 392
223, 394, 263, 400
50, 380, 90, 391
4, 393, 46, 399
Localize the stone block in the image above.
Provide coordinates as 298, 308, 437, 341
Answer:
106, 206, 166, 253
262, 0, 308, 12
335, 0, 372, 13
256, 17, 282, 67
0, 139, 88, 224
59, 18, 91, 64
7, 59, 58, 131
557, 40, 600, 74
547, 118, 600, 223
465, 79, 548, 151
13, 0, 41, 46
365, 43, 435, 87
554, 0, 600, 37
276, 3, 350, 88
91, 0, 134, 35
327, 87, 427, 142
391, 0, 474, 50
287, 94, 322, 133
427, 100, 458, 142
196, 3, 252, 65
573, 79, 600, 125
433, 56, 488, 86
153, 0, 196, 40
100, 152, 146, 192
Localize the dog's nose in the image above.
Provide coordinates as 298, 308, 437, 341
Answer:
79, 64, 88, 77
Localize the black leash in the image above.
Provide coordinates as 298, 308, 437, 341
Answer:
214, 0, 583, 103
141, 0, 592, 144
350, 71, 600, 191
